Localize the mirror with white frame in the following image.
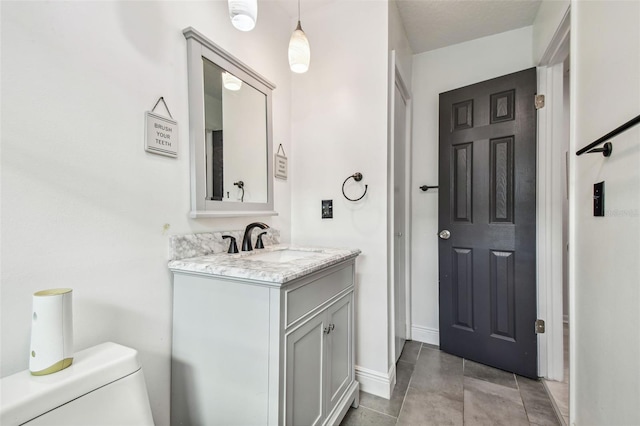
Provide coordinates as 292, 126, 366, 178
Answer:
184, 27, 276, 217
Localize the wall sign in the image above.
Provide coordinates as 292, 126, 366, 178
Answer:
275, 144, 288, 180
145, 97, 178, 158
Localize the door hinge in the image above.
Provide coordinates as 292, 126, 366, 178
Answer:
535, 319, 546, 334
535, 94, 545, 110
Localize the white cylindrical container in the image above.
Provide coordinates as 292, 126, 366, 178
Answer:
29, 288, 74, 375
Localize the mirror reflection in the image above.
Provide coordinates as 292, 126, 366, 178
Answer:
203, 58, 267, 203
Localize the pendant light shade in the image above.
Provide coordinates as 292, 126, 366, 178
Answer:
228, 0, 257, 31
288, 21, 310, 73
222, 72, 243, 91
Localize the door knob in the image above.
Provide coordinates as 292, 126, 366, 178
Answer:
439, 230, 451, 240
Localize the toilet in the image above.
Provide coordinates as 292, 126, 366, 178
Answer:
1, 342, 154, 425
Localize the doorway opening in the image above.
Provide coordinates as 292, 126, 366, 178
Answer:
535, 9, 570, 425
437, 68, 539, 378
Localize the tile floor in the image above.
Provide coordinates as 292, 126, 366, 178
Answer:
341, 341, 560, 426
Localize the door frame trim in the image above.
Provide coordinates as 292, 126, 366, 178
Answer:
396, 61, 413, 342
536, 7, 570, 381
388, 50, 413, 367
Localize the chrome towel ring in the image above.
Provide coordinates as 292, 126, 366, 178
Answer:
342, 172, 368, 202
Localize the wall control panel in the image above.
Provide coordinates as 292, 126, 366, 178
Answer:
594, 181, 605, 217
322, 200, 333, 219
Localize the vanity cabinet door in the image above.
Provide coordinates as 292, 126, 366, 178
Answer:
325, 293, 353, 419
285, 312, 326, 426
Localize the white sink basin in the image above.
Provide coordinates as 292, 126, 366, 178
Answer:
245, 249, 329, 263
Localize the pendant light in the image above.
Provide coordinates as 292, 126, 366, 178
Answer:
288, 0, 310, 73
228, 0, 258, 31
222, 72, 243, 91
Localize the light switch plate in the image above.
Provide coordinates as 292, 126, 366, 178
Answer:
322, 200, 333, 219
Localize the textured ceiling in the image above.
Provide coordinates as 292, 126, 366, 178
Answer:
395, 0, 542, 54
274, 0, 338, 22
275, 0, 542, 55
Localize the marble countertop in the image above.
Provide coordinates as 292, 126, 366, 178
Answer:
168, 244, 361, 284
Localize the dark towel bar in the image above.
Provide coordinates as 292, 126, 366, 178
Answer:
420, 185, 438, 192
576, 114, 640, 156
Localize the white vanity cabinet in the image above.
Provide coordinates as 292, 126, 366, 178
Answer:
170, 258, 359, 426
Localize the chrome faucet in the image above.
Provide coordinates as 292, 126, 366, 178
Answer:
241, 222, 269, 251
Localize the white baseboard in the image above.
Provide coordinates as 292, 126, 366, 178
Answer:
355, 364, 395, 399
411, 325, 440, 346
355, 327, 440, 400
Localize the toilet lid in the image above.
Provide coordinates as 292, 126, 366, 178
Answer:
0, 342, 141, 425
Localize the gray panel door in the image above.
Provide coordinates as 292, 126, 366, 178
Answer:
438, 68, 538, 378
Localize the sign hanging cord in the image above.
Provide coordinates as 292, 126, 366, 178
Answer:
151, 96, 173, 119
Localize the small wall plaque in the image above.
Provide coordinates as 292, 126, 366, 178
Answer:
145, 97, 178, 158
275, 144, 288, 180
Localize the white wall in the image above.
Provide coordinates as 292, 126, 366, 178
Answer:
410, 27, 535, 345
532, 0, 570, 64
223, 85, 268, 202
389, 0, 413, 87
0, 2, 292, 425
289, 0, 392, 391
571, 1, 640, 423
205, 92, 223, 130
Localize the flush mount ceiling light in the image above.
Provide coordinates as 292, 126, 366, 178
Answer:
222, 72, 243, 91
228, 0, 258, 31
288, 0, 310, 73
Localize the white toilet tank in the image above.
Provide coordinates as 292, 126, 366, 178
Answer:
1, 342, 154, 426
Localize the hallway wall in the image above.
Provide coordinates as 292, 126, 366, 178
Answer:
410, 27, 534, 344
571, 1, 640, 423
532, 0, 570, 64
